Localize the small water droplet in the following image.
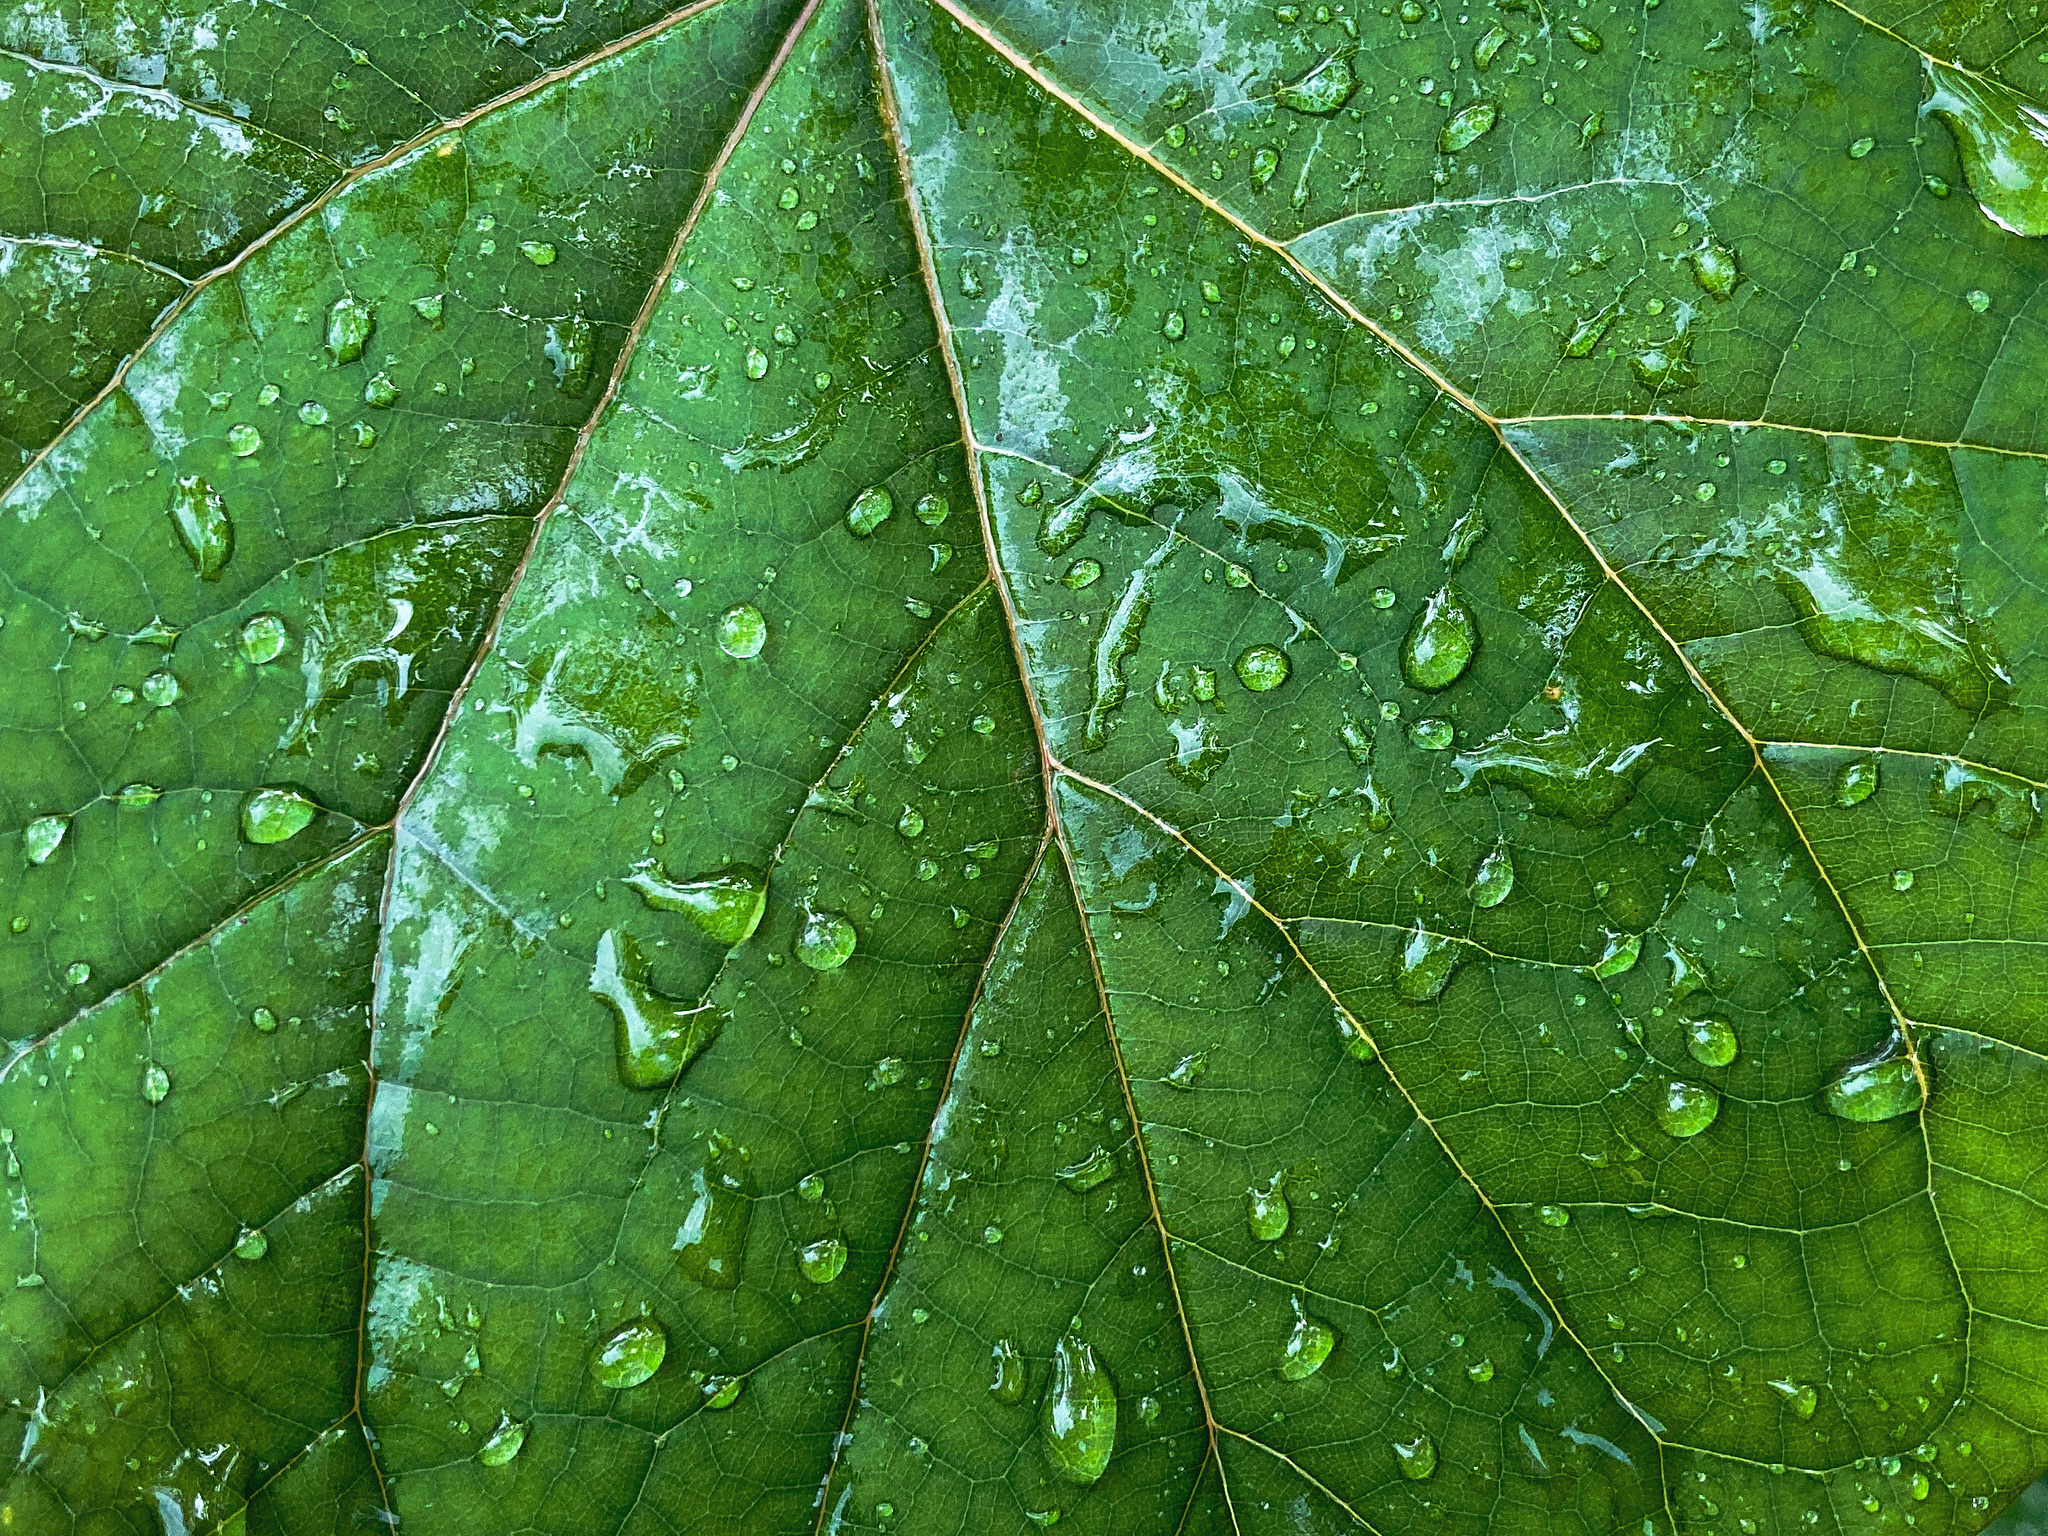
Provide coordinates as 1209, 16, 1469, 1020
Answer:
591, 1318, 667, 1389
23, 816, 67, 867
1249, 145, 1280, 191
797, 1172, 825, 1201
1041, 1335, 1117, 1485
520, 241, 556, 266
363, 372, 398, 408
1768, 1378, 1818, 1419
142, 1064, 171, 1104
1685, 1016, 1739, 1068
1279, 1295, 1336, 1380
1401, 588, 1478, 690
1062, 558, 1102, 590
1689, 238, 1741, 299
797, 1235, 847, 1284
252, 1007, 278, 1033
1247, 1171, 1290, 1241
1235, 644, 1291, 692
169, 476, 233, 579
1407, 717, 1454, 752
990, 1337, 1029, 1405
745, 346, 769, 380
1537, 1204, 1570, 1227
1565, 22, 1602, 50
717, 603, 768, 660
64, 960, 90, 985
1470, 846, 1514, 907
1835, 757, 1880, 805
1656, 1078, 1721, 1138
411, 293, 443, 321
241, 788, 318, 845
478, 1414, 527, 1465
1893, 868, 1915, 891
1849, 135, 1876, 158
141, 670, 179, 708
795, 907, 856, 971
847, 486, 894, 536
1162, 309, 1186, 340
702, 1374, 743, 1410
1165, 1051, 1208, 1089
1393, 1433, 1437, 1480
1277, 55, 1355, 113
1468, 1356, 1495, 1383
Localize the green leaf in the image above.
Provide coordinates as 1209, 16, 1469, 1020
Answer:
3, 0, 2047, 1530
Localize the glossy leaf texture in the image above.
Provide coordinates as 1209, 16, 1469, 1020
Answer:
2, 0, 2047, 1530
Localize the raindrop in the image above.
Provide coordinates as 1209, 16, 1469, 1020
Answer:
1235, 644, 1291, 692
798, 1235, 848, 1284
252, 1007, 278, 1033
140, 670, 179, 707
1565, 22, 1602, 50
1057, 1145, 1117, 1192
326, 296, 374, 363
1041, 1335, 1117, 1485
1279, 1295, 1336, 1380
142, 1064, 171, 1104
674, 1132, 752, 1289
1820, 1039, 1923, 1122
990, 1338, 1029, 1405
847, 486, 894, 537
241, 788, 317, 845
1467, 1357, 1495, 1383
1769, 1379, 1819, 1419
1591, 931, 1641, 980
914, 493, 949, 526
1396, 921, 1459, 1002
717, 604, 768, 660
1470, 846, 1514, 908
1247, 1171, 1290, 1241
478, 1415, 527, 1466
1400, 589, 1478, 690
169, 476, 233, 579
1835, 758, 1879, 806
1062, 559, 1102, 590
1689, 239, 1741, 299
1408, 717, 1454, 752
23, 816, 67, 867
589, 929, 725, 1089
624, 864, 767, 946
1656, 1079, 1721, 1138
1439, 102, 1498, 153
745, 346, 769, 380
234, 1227, 268, 1260
1250, 146, 1280, 192
1474, 24, 1508, 69
591, 1318, 667, 1389
702, 1375, 742, 1410
1165, 1052, 1208, 1089
520, 241, 556, 266
1685, 1016, 1739, 1068
1629, 343, 1697, 391
239, 613, 290, 664
1537, 1204, 1570, 1228
795, 907, 857, 971
1162, 309, 1186, 341
65, 961, 90, 986
1276, 55, 1356, 114
363, 372, 398, 408
1394, 1433, 1438, 1480
1920, 62, 2048, 235
226, 423, 263, 457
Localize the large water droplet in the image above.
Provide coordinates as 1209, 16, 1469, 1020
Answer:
1041, 1335, 1116, 1485
1923, 60, 2048, 237
674, 1133, 752, 1289
1277, 55, 1355, 114
589, 928, 725, 1089
1393, 1432, 1438, 1480
1469, 846, 1514, 908
716, 603, 767, 660
1397, 921, 1459, 1002
1689, 238, 1741, 298
478, 1414, 527, 1466
23, 815, 67, 867
1836, 757, 1879, 806
234, 1227, 268, 1260
1400, 589, 1478, 691
624, 863, 766, 946
1247, 1171, 1290, 1241
591, 1318, 666, 1389
1656, 1079, 1721, 1138
1235, 644, 1291, 692
239, 613, 289, 664
798, 1235, 847, 1284
990, 1337, 1029, 1405
1685, 1016, 1739, 1068
1439, 101, 1498, 153
1820, 1039, 1924, 1122
1769, 1378, 1819, 1419
326, 295, 374, 363
1591, 931, 1641, 980
1058, 1145, 1117, 1192
1279, 1295, 1336, 1380
795, 907, 857, 971
241, 787, 317, 845
141, 1064, 171, 1104
846, 486, 894, 537
169, 475, 233, 579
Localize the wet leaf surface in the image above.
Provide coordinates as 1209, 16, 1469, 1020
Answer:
3, 0, 2047, 1530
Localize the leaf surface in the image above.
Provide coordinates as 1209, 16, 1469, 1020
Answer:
3, 0, 2047, 1531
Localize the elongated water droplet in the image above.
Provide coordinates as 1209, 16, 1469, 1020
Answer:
1685, 1016, 1739, 1068
1041, 1335, 1116, 1485
1565, 22, 1602, 50
169, 475, 233, 579
241, 787, 317, 845
1279, 1295, 1336, 1380
1563, 302, 1620, 358
1820, 1039, 1924, 1122
798, 1235, 847, 1284
716, 603, 767, 660
624, 863, 766, 946
1397, 921, 1459, 1002
1277, 55, 1355, 113
478, 1414, 527, 1466
1923, 60, 2048, 237
141, 1064, 171, 1104
1470, 846, 1514, 907
1537, 1204, 1570, 1228
846, 486, 894, 537
327, 296, 374, 363
990, 1338, 1029, 1405
1591, 931, 1641, 979
1246, 1169, 1292, 1241
795, 907, 856, 971
1235, 644, 1291, 692
1769, 1379, 1819, 1419
591, 1318, 666, 1389
1394, 1433, 1437, 1480
1400, 589, 1477, 690
1086, 544, 1171, 749
1656, 1079, 1720, 1138
1058, 1145, 1117, 1192
23, 816, 67, 867
1439, 101, 1498, 153
589, 928, 724, 1089
1474, 23, 1508, 68
674, 1133, 751, 1289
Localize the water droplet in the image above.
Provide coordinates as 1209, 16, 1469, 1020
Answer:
591, 1318, 667, 1389
142, 1064, 171, 1104
1474, 23, 1508, 68
798, 1235, 847, 1284
1393, 1433, 1437, 1480
1277, 55, 1356, 113
23, 816, 67, 867
1820, 1040, 1923, 1122
1439, 101, 1498, 153
363, 372, 399, 408
1591, 931, 1641, 980
239, 613, 290, 665
1629, 341, 1697, 391
1685, 1016, 1739, 1068
796, 1172, 826, 1203
1279, 1295, 1336, 1380
1041, 1335, 1117, 1485
717, 603, 768, 660
1562, 302, 1620, 358
1968, 287, 1993, 312
326, 296, 374, 363
1470, 846, 1514, 908
1370, 586, 1397, 609
867, 1055, 909, 1090
169, 476, 233, 579
589, 928, 725, 1089
1920, 62, 2048, 235
520, 241, 557, 266
411, 293, 444, 321
1235, 644, 1291, 692
912, 493, 949, 527
478, 1415, 527, 1466
226, 423, 263, 457
1397, 921, 1459, 1002
234, 1227, 268, 1260
1565, 22, 1602, 50
1249, 145, 1280, 191
674, 1133, 752, 1289
1656, 1079, 1721, 1138
1062, 559, 1102, 590
1768, 1379, 1819, 1419
1165, 1051, 1208, 1089
990, 1338, 1029, 1405
702, 1374, 743, 1410
1893, 868, 1916, 891
795, 907, 856, 971
1537, 1204, 1570, 1227
252, 1007, 278, 1033
241, 788, 317, 845
1407, 717, 1454, 752
1689, 239, 1741, 299
1162, 309, 1186, 340
1247, 1171, 1290, 1241
1849, 135, 1876, 158
745, 346, 769, 380
138, 669, 178, 708
1467, 1356, 1495, 1383
1400, 588, 1478, 690
1836, 758, 1879, 805
847, 486, 894, 536
624, 864, 766, 946
1058, 1145, 1117, 1192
